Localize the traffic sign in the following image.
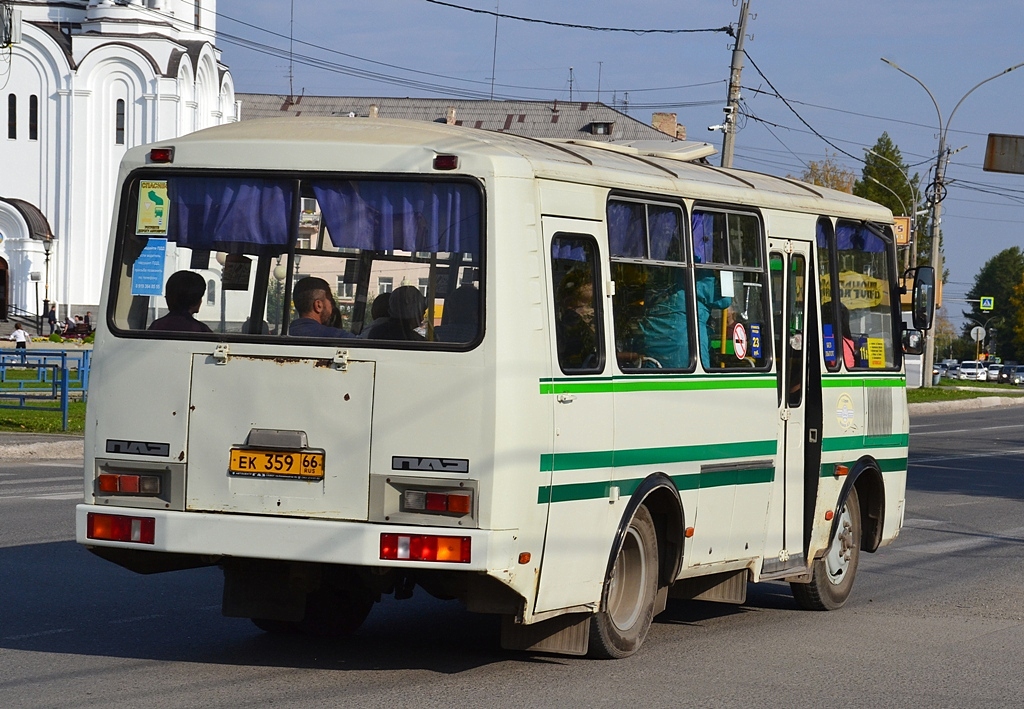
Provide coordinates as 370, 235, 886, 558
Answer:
980, 296, 994, 311
971, 326, 986, 342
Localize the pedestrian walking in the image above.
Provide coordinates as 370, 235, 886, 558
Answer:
47, 305, 57, 335
8, 323, 29, 364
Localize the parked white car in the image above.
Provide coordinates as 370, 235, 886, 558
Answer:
958, 361, 987, 381
986, 363, 1003, 382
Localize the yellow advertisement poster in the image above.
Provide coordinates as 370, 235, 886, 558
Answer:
867, 337, 886, 368
837, 270, 889, 310
136, 180, 169, 236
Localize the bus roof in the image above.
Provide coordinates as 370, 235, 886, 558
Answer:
130, 117, 893, 223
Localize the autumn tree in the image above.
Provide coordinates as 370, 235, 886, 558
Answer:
790, 155, 855, 193
963, 246, 1024, 360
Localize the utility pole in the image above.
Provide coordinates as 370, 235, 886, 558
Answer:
721, 0, 751, 168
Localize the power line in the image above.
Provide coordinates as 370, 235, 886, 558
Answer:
422, 0, 733, 35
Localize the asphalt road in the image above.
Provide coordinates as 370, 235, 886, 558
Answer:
2, 408, 1024, 708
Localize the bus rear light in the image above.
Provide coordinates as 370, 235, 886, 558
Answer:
433, 154, 459, 170
149, 147, 174, 163
380, 534, 471, 563
96, 473, 161, 496
87, 512, 155, 544
402, 489, 473, 515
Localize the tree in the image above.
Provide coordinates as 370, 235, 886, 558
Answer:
790, 155, 855, 193
852, 133, 930, 266
963, 247, 1024, 360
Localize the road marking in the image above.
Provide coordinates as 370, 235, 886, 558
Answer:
902, 518, 949, 528
3, 628, 73, 641
110, 614, 166, 625
29, 462, 84, 469
895, 525, 1024, 555
913, 424, 1024, 436
0, 475, 82, 486
911, 447, 1024, 465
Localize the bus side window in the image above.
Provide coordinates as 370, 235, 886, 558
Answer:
816, 218, 841, 372
551, 235, 603, 374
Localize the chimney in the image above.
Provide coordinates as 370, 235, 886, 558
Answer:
446, 107, 457, 125
369, 104, 379, 118
652, 112, 678, 138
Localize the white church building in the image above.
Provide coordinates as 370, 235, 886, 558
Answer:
0, 0, 236, 321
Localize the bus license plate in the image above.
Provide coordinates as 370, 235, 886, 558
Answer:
228, 449, 324, 480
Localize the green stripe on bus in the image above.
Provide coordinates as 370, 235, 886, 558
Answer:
820, 377, 906, 388
540, 376, 776, 395
540, 439, 777, 473
537, 466, 775, 503
819, 456, 908, 478
821, 434, 908, 452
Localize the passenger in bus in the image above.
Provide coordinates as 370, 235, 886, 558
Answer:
636, 272, 689, 368
288, 277, 354, 338
556, 269, 597, 369
695, 269, 732, 369
365, 285, 426, 341
434, 284, 479, 342
148, 270, 213, 333
840, 304, 857, 368
359, 294, 391, 338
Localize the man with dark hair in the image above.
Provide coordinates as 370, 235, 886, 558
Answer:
288, 276, 353, 338
148, 270, 213, 333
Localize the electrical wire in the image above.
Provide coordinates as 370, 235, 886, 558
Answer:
422, 0, 733, 35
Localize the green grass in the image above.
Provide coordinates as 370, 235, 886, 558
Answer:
0, 401, 85, 433
908, 378, 1023, 404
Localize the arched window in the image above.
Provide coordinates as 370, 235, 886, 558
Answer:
207, 279, 216, 305
7, 94, 15, 139
115, 99, 125, 146
28, 95, 38, 141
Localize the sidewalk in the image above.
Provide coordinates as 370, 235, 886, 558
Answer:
0, 431, 84, 460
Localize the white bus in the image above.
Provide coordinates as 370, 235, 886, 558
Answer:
77, 118, 934, 658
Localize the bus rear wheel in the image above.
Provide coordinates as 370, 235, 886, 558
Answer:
588, 505, 659, 659
791, 486, 861, 611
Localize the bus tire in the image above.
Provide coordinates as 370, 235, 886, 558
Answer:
791, 486, 861, 611
588, 505, 659, 659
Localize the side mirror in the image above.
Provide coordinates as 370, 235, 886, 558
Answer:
905, 266, 936, 331
902, 328, 924, 355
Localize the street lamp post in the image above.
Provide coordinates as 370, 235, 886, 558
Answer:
866, 148, 923, 269
880, 58, 1024, 387
42, 235, 53, 328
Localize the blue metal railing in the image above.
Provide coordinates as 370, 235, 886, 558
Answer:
0, 349, 91, 430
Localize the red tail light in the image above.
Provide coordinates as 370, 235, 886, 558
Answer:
380, 534, 471, 563
87, 513, 155, 544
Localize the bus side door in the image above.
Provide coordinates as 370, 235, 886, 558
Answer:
765, 240, 811, 573
534, 221, 615, 613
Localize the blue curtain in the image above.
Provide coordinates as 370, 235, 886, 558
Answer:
691, 211, 716, 264
169, 177, 294, 253
312, 181, 480, 253
607, 201, 645, 258
648, 206, 681, 262
836, 223, 886, 254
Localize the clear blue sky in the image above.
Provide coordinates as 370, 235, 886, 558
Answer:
219, 0, 1024, 324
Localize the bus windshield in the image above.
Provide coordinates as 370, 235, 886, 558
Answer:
109, 174, 483, 345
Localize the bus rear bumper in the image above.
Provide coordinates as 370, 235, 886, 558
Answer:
75, 504, 518, 573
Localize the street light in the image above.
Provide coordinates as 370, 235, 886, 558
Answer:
42, 235, 52, 321
867, 148, 922, 268
880, 57, 1024, 387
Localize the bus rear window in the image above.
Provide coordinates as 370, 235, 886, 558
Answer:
110, 175, 483, 346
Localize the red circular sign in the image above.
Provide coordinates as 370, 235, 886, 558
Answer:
733, 323, 748, 359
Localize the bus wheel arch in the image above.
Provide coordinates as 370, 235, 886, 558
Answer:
588, 475, 683, 658
846, 459, 885, 553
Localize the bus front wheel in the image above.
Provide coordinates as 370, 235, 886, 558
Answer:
589, 505, 659, 659
791, 486, 861, 611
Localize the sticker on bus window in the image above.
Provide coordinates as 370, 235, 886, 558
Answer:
131, 238, 167, 296
222, 254, 252, 291
750, 324, 762, 359
137, 180, 169, 236
732, 323, 748, 360
822, 324, 836, 364
867, 337, 886, 368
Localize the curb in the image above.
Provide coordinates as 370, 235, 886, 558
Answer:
0, 439, 84, 460
909, 395, 1024, 416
